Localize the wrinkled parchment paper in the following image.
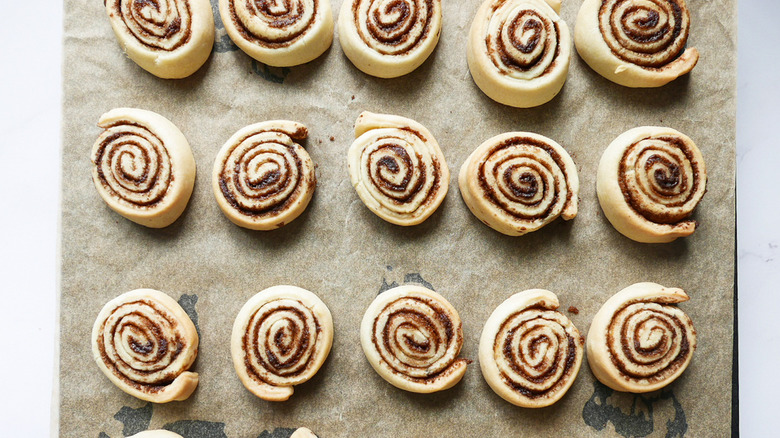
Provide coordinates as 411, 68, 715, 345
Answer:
58, 0, 736, 436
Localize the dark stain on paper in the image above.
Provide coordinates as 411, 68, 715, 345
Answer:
113, 403, 152, 436
379, 268, 435, 294
178, 294, 200, 337
164, 420, 228, 437
582, 381, 688, 437
210, 0, 239, 52
251, 60, 291, 84
257, 427, 298, 438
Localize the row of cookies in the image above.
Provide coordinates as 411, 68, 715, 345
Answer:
92, 108, 707, 243
92, 283, 697, 408
104, 0, 699, 104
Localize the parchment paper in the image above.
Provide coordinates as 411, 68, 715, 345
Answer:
58, 0, 737, 436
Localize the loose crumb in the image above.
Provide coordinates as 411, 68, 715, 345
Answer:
351, 95, 355, 100
567, 306, 579, 315
329, 136, 335, 142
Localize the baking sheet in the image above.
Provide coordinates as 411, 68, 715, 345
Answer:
58, 0, 737, 436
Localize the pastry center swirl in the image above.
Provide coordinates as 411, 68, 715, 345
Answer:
495, 310, 579, 397
618, 135, 704, 224
607, 302, 694, 381
112, 0, 193, 50
599, 0, 689, 68
94, 122, 173, 208
243, 299, 322, 386
354, 0, 436, 55
218, 131, 307, 217
486, 1, 561, 79
372, 297, 462, 380
229, 0, 320, 47
97, 300, 190, 389
478, 138, 571, 220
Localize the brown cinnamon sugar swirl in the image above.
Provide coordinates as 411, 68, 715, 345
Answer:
91, 108, 196, 228
104, 0, 214, 78
597, 126, 707, 243
219, 0, 333, 67
231, 286, 333, 401
360, 285, 468, 393
91, 289, 199, 403
467, 0, 572, 108
338, 0, 442, 78
479, 289, 584, 407
347, 112, 449, 226
212, 120, 316, 230
574, 0, 699, 87
587, 282, 697, 393
459, 132, 578, 236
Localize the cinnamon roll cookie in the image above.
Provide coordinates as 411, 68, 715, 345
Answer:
597, 126, 707, 243
479, 289, 584, 407
219, 0, 334, 67
213, 121, 316, 230
587, 282, 697, 393
128, 431, 184, 438
468, 0, 572, 108
231, 286, 333, 401
360, 285, 468, 393
104, 0, 215, 78
291, 428, 318, 438
338, 0, 442, 78
92, 289, 199, 403
459, 132, 578, 236
574, 0, 699, 87
91, 108, 196, 228
348, 112, 449, 226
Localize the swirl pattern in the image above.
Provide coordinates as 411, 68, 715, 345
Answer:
459, 132, 579, 236
91, 289, 199, 403
213, 120, 316, 230
105, 0, 214, 78
587, 282, 697, 393
231, 286, 333, 401
219, 0, 334, 66
597, 126, 707, 243
360, 285, 468, 393
574, 0, 699, 87
468, 0, 572, 107
338, 0, 442, 77
348, 112, 449, 226
479, 289, 584, 407
91, 108, 196, 228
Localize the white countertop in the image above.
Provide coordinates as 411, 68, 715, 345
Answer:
0, 1, 776, 436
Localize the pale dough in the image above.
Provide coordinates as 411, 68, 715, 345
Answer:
479, 289, 583, 408
290, 428, 318, 438
574, 0, 699, 87
128, 431, 183, 438
338, 0, 442, 78
458, 131, 579, 236
105, 0, 215, 79
587, 282, 697, 393
212, 120, 316, 230
91, 108, 196, 229
467, 0, 572, 108
597, 126, 707, 243
91, 289, 199, 403
360, 285, 468, 393
231, 286, 333, 401
219, 0, 333, 67
348, 112, 449, 226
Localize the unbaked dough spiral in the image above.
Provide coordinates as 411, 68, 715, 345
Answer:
92, 289, 199, 403
338, 0, 443, 77
219, 0, 333, 66
587, 282, 697, 393
459, 131, 579, 236
348, 112, 449, 226
574, 0, 699, 87
360, 285, 468, 393
291, 428, 318, 438
104, 0, 214, 78
91, 108, 196, 228
213, 120, 316, 230
128, 431, 184, 438
467, 0, 572, 108
479, 289, 584, 407
231, 286, 333, 401
597, 126, 707, 243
